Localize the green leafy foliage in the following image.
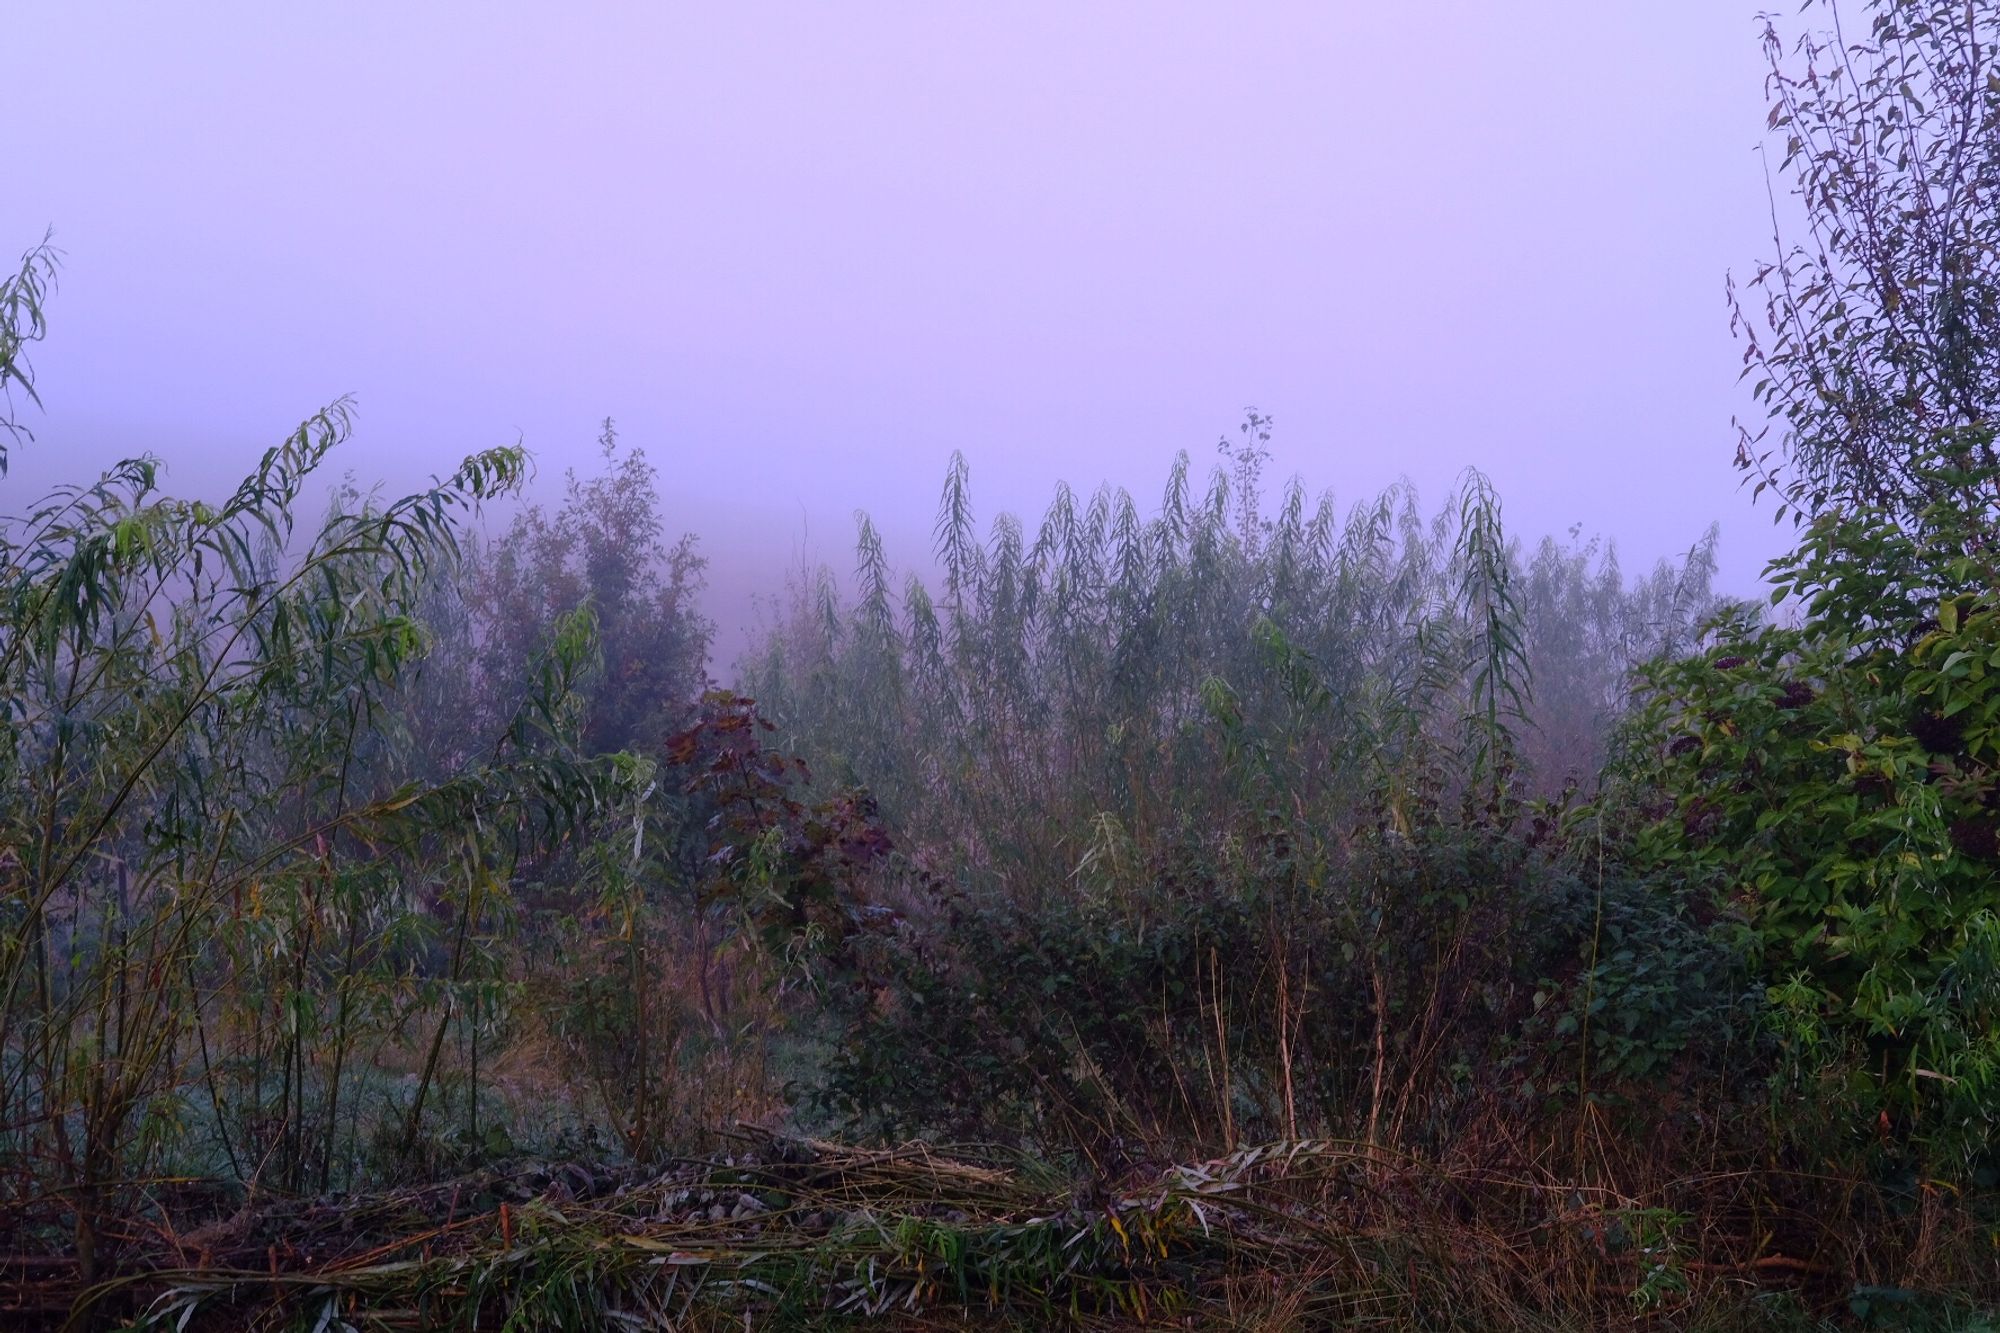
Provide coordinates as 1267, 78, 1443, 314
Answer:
1618, 440, 2000, 1161
0, 232, 58, 471
0, 312, 624, 1274
4, 2, 1999, 1321
1733, 0, 2000, 525
736, 421, 1733, 1171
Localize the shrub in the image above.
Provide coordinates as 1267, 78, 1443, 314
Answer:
1615, 439, 2000, 1167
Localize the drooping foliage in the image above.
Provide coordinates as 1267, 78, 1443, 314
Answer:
0, 400, 600, 1272
3, 0, 1999, 1321
0, 251, 669, 1278
737, 424, 1741, 1166
1617, 0, 2000, 1175
0, 242, 794, 1295
1734, 0, 2000, 523
0, 234, 57, 470
745, 419, 1724, 884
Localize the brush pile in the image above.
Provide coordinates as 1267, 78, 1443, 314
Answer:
3, 1128, 1858, 1331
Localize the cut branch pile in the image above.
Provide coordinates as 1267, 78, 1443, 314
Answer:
4, 1131, 1845, 1330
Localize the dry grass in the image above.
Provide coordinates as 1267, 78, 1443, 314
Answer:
7, 1127, 1990, 1331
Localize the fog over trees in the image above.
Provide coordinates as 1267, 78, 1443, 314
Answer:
4, 2, 2000, 1328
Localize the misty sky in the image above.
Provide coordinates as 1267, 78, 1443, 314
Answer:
9, 3, 1790, 660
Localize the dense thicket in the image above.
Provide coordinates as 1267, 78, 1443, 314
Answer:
1626, 0, 2000, 1177
3, 0, 1999, 1327
738, 435, 1741, 1152
0, 248, 735, 1284
744, 425, 1722, 852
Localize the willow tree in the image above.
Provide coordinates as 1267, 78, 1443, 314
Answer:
0, 234, 57, 470
744, 425, 1721, 890
742, 432, 1725, 1151
1619, 0, 2000, 1169
0, 241, 602, 1278
1735, 0, 2000, 522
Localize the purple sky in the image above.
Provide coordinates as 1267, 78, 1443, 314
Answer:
9, 3, 1787, 661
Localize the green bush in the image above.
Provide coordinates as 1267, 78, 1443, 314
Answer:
1615, 440, 2000, 1165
